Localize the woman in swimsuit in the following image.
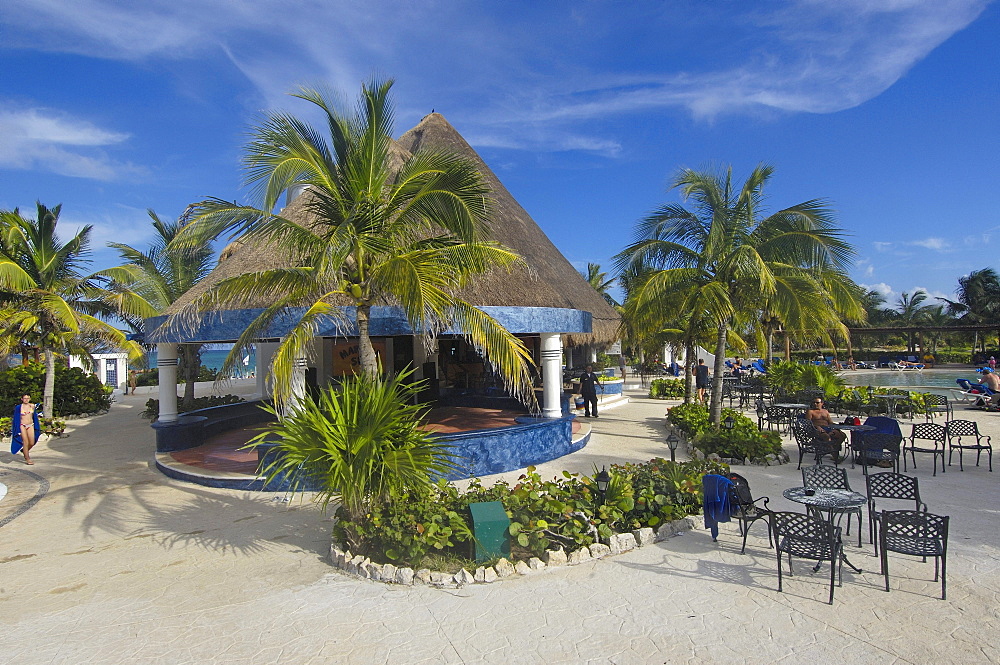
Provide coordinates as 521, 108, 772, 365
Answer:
12, 394, 41, 465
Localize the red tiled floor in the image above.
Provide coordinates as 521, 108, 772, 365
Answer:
168, 407, 543, 473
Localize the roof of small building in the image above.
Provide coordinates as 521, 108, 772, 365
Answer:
164, 113, 620, 345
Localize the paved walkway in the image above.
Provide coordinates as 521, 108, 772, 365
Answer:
2, 382, 999, 664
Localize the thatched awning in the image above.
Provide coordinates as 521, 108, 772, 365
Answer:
162, 113, 620, 345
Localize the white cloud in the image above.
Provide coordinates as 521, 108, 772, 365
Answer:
873, 241, 894, 252
0, 107, 144, 180
909, 237, 949, 250
861, 282, 895, 297
2, 0, 990, 153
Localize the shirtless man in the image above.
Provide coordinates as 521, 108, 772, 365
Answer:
983, 368, 1000, 408
806, 398, 847, 448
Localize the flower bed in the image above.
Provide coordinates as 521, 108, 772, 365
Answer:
333, 458, 728, 579
329, 517, 697, 587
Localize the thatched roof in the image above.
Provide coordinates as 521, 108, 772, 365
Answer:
397, 114, 620, 344
166, 113, 620, 345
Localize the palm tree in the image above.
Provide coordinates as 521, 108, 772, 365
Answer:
896, 290, 929, 353
615, 164, 860, 424
98, 208, 216, 409
0, 203, 141, 416
941, 268, 1000, 354
583, 263, 620, 307
172, 78, 534, 405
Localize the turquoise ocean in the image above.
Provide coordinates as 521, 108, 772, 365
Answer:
147, 345, 256, 377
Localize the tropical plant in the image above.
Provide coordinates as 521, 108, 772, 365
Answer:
583, 262, 620, 307
941, 268, 1000, 353
98, 208, 216, 410
172, 78, 534, 407
615, 164, 862, 423
896, 290, 929, 353
0, 203, 141, 415
763, 360, 843, 398
692, 410, 783, 461
250, 368, 453, 552
0, 362, 113, 416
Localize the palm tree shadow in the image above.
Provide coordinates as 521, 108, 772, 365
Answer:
50, 470, 333, 560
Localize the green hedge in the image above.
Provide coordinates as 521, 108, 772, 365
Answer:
140, 394, 246, 419
667, 403, 782, 462
0, 362, 113, 416
648, 378, 686, 399
340, 458, 729, 568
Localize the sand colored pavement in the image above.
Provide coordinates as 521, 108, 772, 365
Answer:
2, 381, 1000, 664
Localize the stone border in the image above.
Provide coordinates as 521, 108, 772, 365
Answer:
328, 517, 696, 588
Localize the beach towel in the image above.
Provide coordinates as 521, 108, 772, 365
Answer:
702, 474, 734, 541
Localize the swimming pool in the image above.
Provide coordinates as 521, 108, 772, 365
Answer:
844, 370, 976, 393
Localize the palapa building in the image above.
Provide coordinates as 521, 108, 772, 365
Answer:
146, 113, 620, 455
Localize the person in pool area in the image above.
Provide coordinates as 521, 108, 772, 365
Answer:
11, 393, 41, 465
695, 359, 710, 403
981, 368, 1000, 409
806, 398, 847, 450
579, 365, 603, 418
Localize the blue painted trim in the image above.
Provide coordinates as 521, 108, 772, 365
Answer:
146, 306, 591, 343
439, 415, 585, 480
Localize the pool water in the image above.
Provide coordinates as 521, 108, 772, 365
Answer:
844, 370, 977, 393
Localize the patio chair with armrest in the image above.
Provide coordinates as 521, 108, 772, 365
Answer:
727, 472, 773, 554
802, 464, 863, 547
791, 418, 842, 469
851, 432, 902, 475
771, 511, 843, 605
866, 472, 926, 555
945, 419, 993, 472
879, 510, 949, 600
923, 394, 952, 422
904, 422, 946, 476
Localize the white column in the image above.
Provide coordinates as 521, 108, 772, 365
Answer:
157, 343, 179, 423
256, 342, 278, 398
289, 356, 308, 407
540, 333, 563, 419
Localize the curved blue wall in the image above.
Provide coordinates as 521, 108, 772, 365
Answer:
440, 415, 585, 480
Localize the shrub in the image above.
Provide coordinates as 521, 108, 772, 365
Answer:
344, 458, 729, 568
251, 369, 452, 554
666, 402, 711, 437
692, 409, 783, 461
649, 378, 685, 399
0, 362, 113, 416
140, 394, 246, 419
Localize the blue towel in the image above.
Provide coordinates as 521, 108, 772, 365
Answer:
702, 474, 734, 541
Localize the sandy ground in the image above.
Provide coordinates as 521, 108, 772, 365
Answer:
1, 379, 999, 664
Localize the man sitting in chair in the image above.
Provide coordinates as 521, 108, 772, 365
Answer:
806, 398, 847, 449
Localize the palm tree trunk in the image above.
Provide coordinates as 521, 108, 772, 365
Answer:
43, 348, 56, 417
766, 331, 773, 365
357, 304, 378, 376
684, 337, 696, 403
784, 333, 791, 361
710, 323, 727, 425
179, 344, 202, 410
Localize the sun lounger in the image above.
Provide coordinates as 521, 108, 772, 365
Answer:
891, 362, 924, 371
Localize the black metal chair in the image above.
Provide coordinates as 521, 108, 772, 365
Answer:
851, 432, 902, 475
879, 510, 949, 600
945, 419, 993, 471
791, 418, 842, 469
802, 464, 862, 546
923, 394, 952, 422
905, 422, 946, 476
771, 511, 842, 605
727, 472, 772, 554
865, 472, 927, 555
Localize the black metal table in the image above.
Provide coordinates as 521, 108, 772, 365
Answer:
783, 486, 867, 573
874, 394, 908, 419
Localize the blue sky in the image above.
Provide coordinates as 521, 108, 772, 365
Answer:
2, 0, 997, 309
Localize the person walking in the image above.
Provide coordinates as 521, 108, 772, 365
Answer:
695, 359, 710, 404
579, 365, 603, 418
11, 393, 41, 465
